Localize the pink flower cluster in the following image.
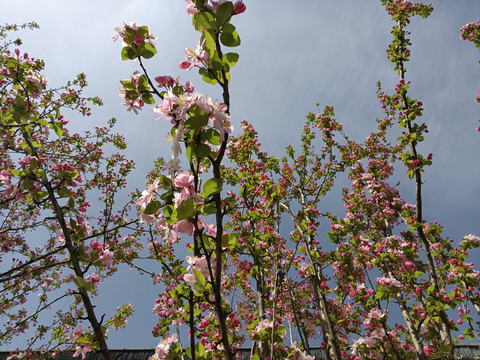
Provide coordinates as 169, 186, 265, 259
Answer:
113, 21, 156, 47
150, 333, 178, 360
179, 40, 209, 70
185, 0, 246, 16
460, 21, 480, 43
288, 343, 314, 360
119, 71, 145, 114
135, 171, 198, 241
1, 49, 47, 98
153, 85, 233, 142
153, 291, 185, 326
72, 326, 91, 360
183, 255, 215, 291
376, 275, 404, 289
84, 241, 113, 267
461, 234, 480, 250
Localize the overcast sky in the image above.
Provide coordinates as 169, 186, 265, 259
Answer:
2, 0, 480, 350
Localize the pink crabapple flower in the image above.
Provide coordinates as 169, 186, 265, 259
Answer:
172, 219, 194, 236
72, 326, 92, 360
113, 21, 156, 47
185, 0, 198, 15
165, 125, 188, 162
154, 75, 176, 88
255, 319, 274, 334
119, 71, 145, 114
150, 333, 178, 360
179, 40, 209, 70
233, 1, 246, 14
461, 234, 480, 248
183, 255, 215, 290
288, 343, 314, 360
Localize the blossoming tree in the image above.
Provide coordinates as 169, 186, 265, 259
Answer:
0, 23, 139, 360
114, 1, 480, 360
1, 1, 480, 360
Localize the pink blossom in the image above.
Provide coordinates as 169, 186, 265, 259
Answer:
183, 273, 198, 291
113, 21, 156, 46
73, 343, 91, 360
173, 171, 194, 191
288, 343, 314, 360
184, 80, 194, 93
72, 326, 83, 340
154, 75, 176, 88
183, 256, 215, 290
255, 319, 273, 333
86, 273, 101, 284
133, 35, 143, 46
57, 231, 66, 246
119, 71, 145, 114
173, 219, 194, 235
165, 125, 188, 161
99, 249, 113, 266
72, 327, 91, 360
0, 170, 12, 186
151, 334, 178, 360
179, 40, 209, 70
233, 1, 246, 14
461, 234, 480, 248
423, 345, 434, 357
163, 158, 181, 176
185, 0, 198, 16
376, 276, 404, 289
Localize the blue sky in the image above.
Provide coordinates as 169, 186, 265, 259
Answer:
2, 0, 480, 350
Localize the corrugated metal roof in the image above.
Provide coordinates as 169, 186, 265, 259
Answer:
1, 345, 479, 360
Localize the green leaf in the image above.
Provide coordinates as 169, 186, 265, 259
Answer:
126, 90, 138, 101
73, 276, 94, 292
125, 27, 136, 38
33, 190, 48, 202
212, 58, 225, 71
198, 67, 218, 85
120, 80, 135, 89
137, 26, 149, 37
205, 128, 221, 145
223, 52, 239, 68
137, 75, 149, 90
202, 30, 216, 55
220, 30, 241, 47
186, 146, 193, 162
221, 233, 238, 249
203, 178, 223, 197
194, 143, 212, 158
121, 47, 137, 61
222, 23, 236, 34
52, 122, 64, 137
277, 325, 287, 334
203, 74, 219, 85
57, 187, 72, 198
192, 269, 206, 287
184, 115, 208, 130
195, 342, 205, 357
215, 2, 234, 27
141, 92, 155, 105
159, 175, 173, 189
172, 85, 184, 97
141, 49, 155, 59
194, 11, 216, 31
201, 202, 217, 215
176, 198, 195, 220
144, 200, 162, 215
